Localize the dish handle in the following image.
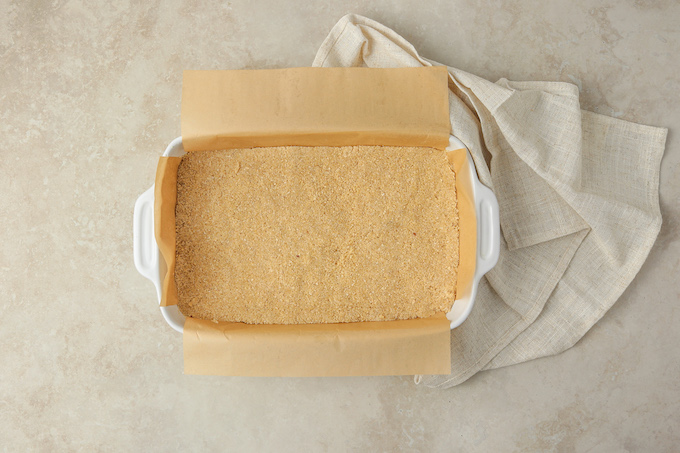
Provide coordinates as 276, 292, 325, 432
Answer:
475, 183, 500, 277
133, 185, 162, 303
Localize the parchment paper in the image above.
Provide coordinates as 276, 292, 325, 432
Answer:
154, 67, 471, 376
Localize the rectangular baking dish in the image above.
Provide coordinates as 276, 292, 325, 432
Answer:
133, 135, 499, 332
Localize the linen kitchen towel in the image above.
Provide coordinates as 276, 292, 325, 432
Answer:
313, 14, 668, 388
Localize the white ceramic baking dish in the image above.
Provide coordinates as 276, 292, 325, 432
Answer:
133, 136, 499, 332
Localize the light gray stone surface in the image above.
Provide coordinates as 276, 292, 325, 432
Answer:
1, 1, 678, 451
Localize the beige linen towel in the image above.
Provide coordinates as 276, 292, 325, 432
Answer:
313, 14, 668, 388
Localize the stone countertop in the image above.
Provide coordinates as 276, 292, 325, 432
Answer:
2, 1, 678, 451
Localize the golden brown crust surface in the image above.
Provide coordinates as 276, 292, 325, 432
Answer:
175, 146, 458, 324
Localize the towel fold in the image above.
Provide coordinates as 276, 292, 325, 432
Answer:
313, 14, 667, 388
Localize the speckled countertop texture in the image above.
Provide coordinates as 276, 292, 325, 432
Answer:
1, 1, 678, 451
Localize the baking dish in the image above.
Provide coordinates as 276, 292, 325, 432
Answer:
133, 136, 499, 332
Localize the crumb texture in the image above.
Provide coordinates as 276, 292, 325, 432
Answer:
175, 145, 459, 324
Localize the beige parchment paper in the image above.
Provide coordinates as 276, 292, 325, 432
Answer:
154, 66, 472, 376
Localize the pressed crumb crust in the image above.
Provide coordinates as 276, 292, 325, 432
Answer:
175, 145, 459, 324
